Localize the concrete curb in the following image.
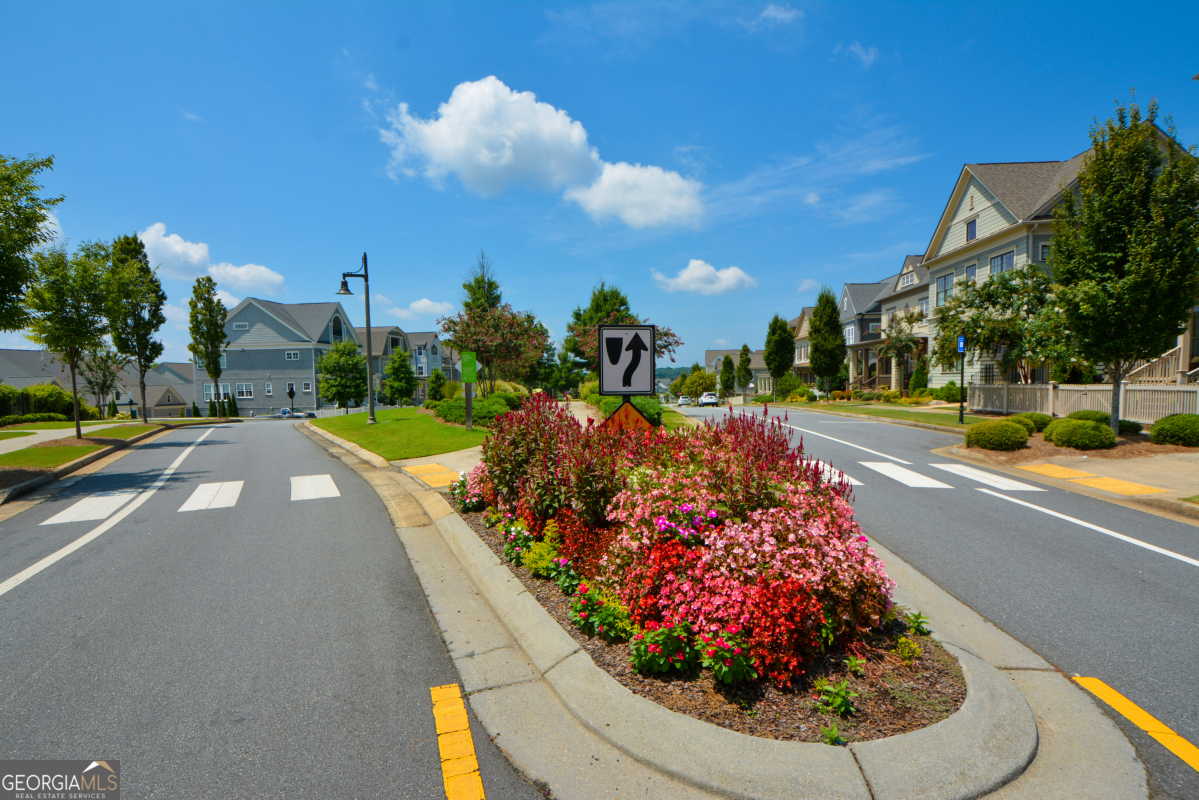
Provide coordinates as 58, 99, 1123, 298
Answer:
1129, 495, 1199, 520
420, 496, 1041, 800
303, 422, 391, 469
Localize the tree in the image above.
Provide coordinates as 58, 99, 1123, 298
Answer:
720, 354, 735, 398
682, 369, 717, 398
25, 242, 110, 438
1053, 98, 1199, 433
318, 341, 369, 411
107, 233, 166, 419
546, 344, 583, 398
763, 314, 796, 385
876, 310, 926, 390
385, 350, 419, 405
809, 287, 847, 402
736, 344, 753, 400
188, 276, 229, 414
427, 368, 446, 402
80, 344, 129, 416
439, 303, 549, 395
564, 281, 683, 371
461, 250, 502, 313
1, 154, 64, 332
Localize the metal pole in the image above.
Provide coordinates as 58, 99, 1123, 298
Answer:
959, 349, 965, 424
464, 381, 473, 431
363, 252, 376, 425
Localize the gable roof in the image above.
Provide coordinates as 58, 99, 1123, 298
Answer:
874, 257, 929, 304
841, 279, 892, 321
792, 307, 816, 337
235, 299, 357, 344
0, 349, 69, 386
407, 331, 441, 350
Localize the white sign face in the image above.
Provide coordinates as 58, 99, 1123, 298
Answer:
598, 325, 656, 395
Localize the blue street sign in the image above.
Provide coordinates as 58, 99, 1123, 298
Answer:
957, 335, 965, 353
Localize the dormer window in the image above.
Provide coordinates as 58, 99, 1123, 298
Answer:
900, 272, 915, 288
431, 345, 438, 356
842, 295, 848, 311
331, 317, 343, 342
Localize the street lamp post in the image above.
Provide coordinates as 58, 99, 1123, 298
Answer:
336, 252, 376, 425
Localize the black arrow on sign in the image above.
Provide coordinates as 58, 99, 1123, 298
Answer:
622, 333, 648, 387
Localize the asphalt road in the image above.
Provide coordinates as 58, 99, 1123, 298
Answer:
0, 422, 543, 799
687, 404, 1199, 800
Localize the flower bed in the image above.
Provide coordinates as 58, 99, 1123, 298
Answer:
449, 394, 964, 740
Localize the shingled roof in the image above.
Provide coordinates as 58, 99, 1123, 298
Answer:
966, 147, 1091, 221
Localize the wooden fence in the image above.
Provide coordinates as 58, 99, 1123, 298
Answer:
968, 382, 1199, 424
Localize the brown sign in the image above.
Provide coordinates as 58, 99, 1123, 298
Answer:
602, 399, 654, 432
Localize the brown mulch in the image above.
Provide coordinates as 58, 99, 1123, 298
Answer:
961, 431, 1195, 465
459, 508, 966, 744
28, 436, 127, 449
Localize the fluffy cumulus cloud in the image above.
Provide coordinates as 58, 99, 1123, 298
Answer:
745, 3, 802, 30
387, 298, 455, 321
652, 259, 758, 295
216, 289, 241, 307
381, 76, 702, 229
138, 223, 284, 296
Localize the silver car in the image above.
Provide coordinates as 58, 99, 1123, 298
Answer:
678, 396, 692, 406
698, 392, 719, 407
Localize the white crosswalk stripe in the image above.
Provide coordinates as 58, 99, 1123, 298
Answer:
290, 474, 340, 501
929, 464, 1045, 491
41, 490, 141, 525
178, 481, 245, 512
859, 462, 953, 488
813, 460, 863, 486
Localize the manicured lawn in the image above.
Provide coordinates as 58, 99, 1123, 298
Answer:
96, 424, 162, 439
0, 431, 36, 440
1180, 495, 1199, 505
0, 445, 103, 469
312, 407, 487, 461
0, 420, 126, 430
785, 403, 989, 429
661, 409, 693, 431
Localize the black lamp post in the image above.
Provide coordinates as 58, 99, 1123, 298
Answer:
336, 252, 376, 425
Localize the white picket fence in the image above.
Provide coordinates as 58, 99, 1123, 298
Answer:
968, 382, 1199, 423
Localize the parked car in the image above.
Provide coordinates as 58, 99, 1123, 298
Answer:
678, 396, 692, 406
269, 408, 316, 419
698, 392, 719, 407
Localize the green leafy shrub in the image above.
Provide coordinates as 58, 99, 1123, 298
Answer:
1067, 410, 1110, 424
897, 396, 924, 405
191, 402, 200, 418
894, 636, 922, 665
488, 391, 523, 410
1118, 419, 1144, 435
577, 380, 598, 400
21, 383, 75, 416
629, 620, 700, 674
1006, 415, 1036, 434
598, 395, 663, 425
699, 627, 758, 684
1014, 412, 1053, 432
523, 538, 559, 578
933, 381, 962, 403
552, 556, 581, 596
0, 413, 71, 428
813, 677, 858, 717
1150, 414, 1199, 447
965, 420, 1028, 450
880, 389, 901, 403
0, 384, 18, 417
435, 397, 508, 427
1049, 419, 1117, 450
422, 399, 440, 409
441, 381, 462, 400
909, 357, 928, 393
569, 582, 633, 642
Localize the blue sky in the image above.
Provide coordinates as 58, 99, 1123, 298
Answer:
4, 1, 1197, 367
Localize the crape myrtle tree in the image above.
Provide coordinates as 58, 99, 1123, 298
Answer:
188, 277, 229, 417
0, 154, 64, 332
384, 350, 419, 405
720, 354, 735, 399
107, 233, 166, 419
319, 341, 369, 411
876, 310, 926, 390
808, 287, 847, 403
25, 242, 110, 438
1053, 98, 1199, 434
439, 304, 549, 396
763, 314, 796, 392
736, 344, 753, 401
564, 281, 682, 372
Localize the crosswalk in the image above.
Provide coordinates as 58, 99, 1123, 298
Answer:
812, 461, 1044, 492
41, 474, 342, 525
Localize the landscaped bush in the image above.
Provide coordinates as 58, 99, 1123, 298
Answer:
932, 382, 962, 403
908, 357, 929, 393
1006, 415, 1036, 435
422, 399, 441, 410
598, 395, 664, 426
1013, 412, 1053, 432
441, 381, 463, 401
434, 397, 509, 427
577, 380, 598, 401
0, 412, 72, 428
21, 383, 76, 416
897, 396, 924, 405
487, 391, 523, 410
964, 420, 1028, 451
1042, 419, 1064, 443
1118, 419, 1144, 435
1064, 410, 1142, 435
466, 393, 895, 687
880, 389, 901, 403
1150, 414, 1199, 447
1049, 419, 1117, 450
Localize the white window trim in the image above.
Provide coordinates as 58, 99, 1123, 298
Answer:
204, 383, 214, 402
286, 381, 296, 395
219, 383, 230, 400
989, 249, 1016, 275
868, 323, 881, 333
233, 322, 249, 330
302, 382, 312, 392
285, 350, 300, 361
236, 383, 253, 399
900, 271, 915, 287
844, 324, 856, 345
265, 382, 273, 396
965, 262, 978, 282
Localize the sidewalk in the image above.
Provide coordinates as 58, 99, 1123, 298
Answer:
302, 423, 1148, 800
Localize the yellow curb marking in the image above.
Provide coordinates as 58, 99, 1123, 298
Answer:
407, 463, 454, 476
1074, 677, 1199, 773
1068, 476, 1169, 496
431, 683, 485, 800
422, 471, 462, 487
1018, 464, 1096, 479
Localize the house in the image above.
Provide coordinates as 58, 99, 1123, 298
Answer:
407, 331, 451, 402
0, 349, 73, 392
860, 256, 931, 391
791, 308, 816, 384
197, 298, 361, 415
354, 325, 410, 401
839, 279, 892, 386
703, 348, 775, 394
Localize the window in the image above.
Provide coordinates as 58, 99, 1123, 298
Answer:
943, 357, 963, 374
165, 393, 172, 403
842, 295, 848, 311
965, 263, 976, 282
236, 383, 253, 399
233, 322, 249, 331
936, 273, 954, 306
990, 249, 1015, 275
390, 336, 400, 352
966, 219, 977, 241
331, 317, 343, 342
431, 345, 438, 355
286, 382, 295, 396
417, 365, 425, 376
417, 345, 424, 356
204, 383, 213, 402
844, 324, 856, 345
285, 351, 299, 361
868, 323, 881, 333
265, 382, 272, 396
302, 382, 312, 392
1040, 244, 1050, 262
219, 353, 226, 369
219, 383, 230, 400
900, 272, 915, 287
919, 299, 929, 317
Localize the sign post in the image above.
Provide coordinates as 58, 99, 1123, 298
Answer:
598, 325, 656, 432
461, 352, 477, 431
957, 335, 966, 424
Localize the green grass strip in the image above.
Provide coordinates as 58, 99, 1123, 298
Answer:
660, 409, 692, 431
1, 420, 125, 430
0, 431, 36, 440
0, 445, 103, 469
95, 424, 162, 440
311, 407, 487, 461
782, 403, 988, 429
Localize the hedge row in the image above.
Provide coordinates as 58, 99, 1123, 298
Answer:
0, 412, 71, 428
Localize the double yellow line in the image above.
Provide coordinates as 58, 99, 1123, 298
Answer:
1075, 677, 1199, 772
431, 684, 486, 800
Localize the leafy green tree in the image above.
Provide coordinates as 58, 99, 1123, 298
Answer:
1, 154, 64, 332
546, 345, 583, 398
318, 341, 369, 411
439, 304, 549, 395
1053, 98, 1199, 433
669, 374, 686, 397
107, 233, 166, 417
385, 350, 419, 404
682, 369, 717, 398
25, 242, 110, 438
427, 368, 446, 403
763, 314, 795, 385
461, 250, 502, 313
208, 398, 217, 418
720, 354, 735, 398
809, 287, 847, 402
564, 281, 683, 371
80, 344, 129, 416
736, 344, 753, 400
188, 276, 229, 413
877, 310, 926, 390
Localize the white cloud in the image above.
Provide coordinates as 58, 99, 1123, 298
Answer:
389, 298, 455, 321
364, 73, 379, 91
208, 262, 285, 294
180, 108, 202, 122
40, 211, 62, 243
652, 259, 758, 295
796, 278, 820, 293
744, 3, 802, 31
163, 301, 190, 332
804, 192, 821, 205
381, 76, 703, 228
566, 162, 703, 229
216, 289, 241, 307
836, 42, 879, 68
715, 338, 729, 346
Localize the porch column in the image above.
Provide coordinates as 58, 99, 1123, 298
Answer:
848, 349, 858, 382
890, 356, 901, 391
1178, 313, 1194, 384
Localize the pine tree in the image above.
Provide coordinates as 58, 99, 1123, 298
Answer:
736, 344, 753, 400
208, 399, 217, 418
227, 392, 239, 417
385, 350, 419, 404
720, 355, 735, 398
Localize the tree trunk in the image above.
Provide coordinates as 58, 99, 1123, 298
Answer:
1108, 360, 1125, 435
139, 374, 147, 424
69, 358, 81, 440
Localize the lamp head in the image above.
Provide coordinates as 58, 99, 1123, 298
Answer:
336, 278, 353, 296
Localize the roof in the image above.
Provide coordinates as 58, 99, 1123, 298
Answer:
249, 300, 354, 343
873, 257, 930, 304
703, 349, 767, 371
406, 331, 441, 349
965, 161, 1072, 221
840, 279, 892, 321
0, 349, 69, 385
155, 362, 195, 383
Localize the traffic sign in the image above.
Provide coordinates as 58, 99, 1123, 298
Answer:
461, 351, 477, 383
957, 335, 965, 354
598, 326, 655, 395
603, 399, 655, 432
